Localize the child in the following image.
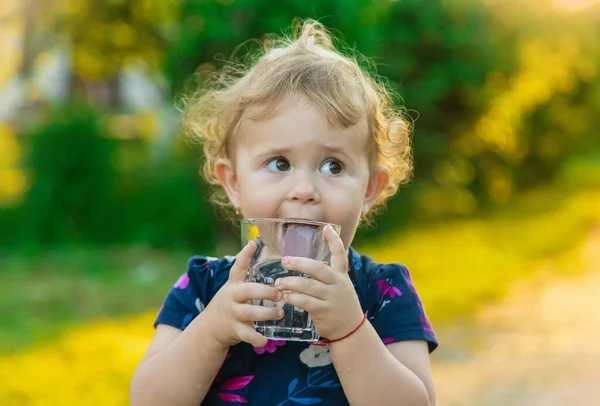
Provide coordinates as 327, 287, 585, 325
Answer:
130, 19, 438, 406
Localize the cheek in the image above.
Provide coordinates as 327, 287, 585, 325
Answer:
237, 173, 283, 215
239, 172, 282, 198
325, 177, 367, 206
242, 170, 283, 187
322, 180, 364, 246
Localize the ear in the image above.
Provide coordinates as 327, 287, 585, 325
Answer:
363, 167, 390, 216
215, 158, 241, 209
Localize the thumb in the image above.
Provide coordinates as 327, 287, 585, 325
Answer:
229, 241, 257, 282
324, 224, 348, 274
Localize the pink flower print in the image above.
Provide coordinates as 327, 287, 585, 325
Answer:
217, 376, 254, 403
253, 339, 286, 354
377, 279, 402, 298
173, 273, 189, 289
221, 376, 254, 390
217, 393, 248, 403
382, 337, 395, 344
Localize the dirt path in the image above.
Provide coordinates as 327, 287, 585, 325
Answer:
431, 199, 600, 405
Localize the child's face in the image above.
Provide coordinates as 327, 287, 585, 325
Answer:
216, 95, 389, 249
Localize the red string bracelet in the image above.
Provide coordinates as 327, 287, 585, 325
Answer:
312, 314, 367, 346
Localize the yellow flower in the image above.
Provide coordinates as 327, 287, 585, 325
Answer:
0, 312, 155, 406
0, 123, 26, 205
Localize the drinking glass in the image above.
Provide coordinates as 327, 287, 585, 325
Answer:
241, 218, 341, 341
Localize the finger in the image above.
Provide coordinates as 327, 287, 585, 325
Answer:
231, 282, 283, 303
229, 241, 257, 283
282, 256, 335, 284
275, 276, 328, 300
232, 303, 284, 322
236, 324, 269, 348
283, 291, 325, 314
324, 224, 348, 273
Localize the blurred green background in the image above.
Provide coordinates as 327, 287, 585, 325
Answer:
1, 0, 600, 405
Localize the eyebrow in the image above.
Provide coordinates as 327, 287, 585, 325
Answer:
255, 147, 294, 161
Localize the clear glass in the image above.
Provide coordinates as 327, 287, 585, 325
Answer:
241, 218, 341, 342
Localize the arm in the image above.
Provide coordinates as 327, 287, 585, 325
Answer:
130, 315, 229, 406
130, 241, 283, 405
329, 324, 435, 406
276, 226, 436, 406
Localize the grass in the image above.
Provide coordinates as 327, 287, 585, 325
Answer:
0, 247, 190, 353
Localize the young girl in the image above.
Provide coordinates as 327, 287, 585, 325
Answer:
131, 20, 438, 406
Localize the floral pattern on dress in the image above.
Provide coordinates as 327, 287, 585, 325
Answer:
277, 366, 341, 405
217, 375, 254, 403
300, 345, 332, 367
254, 339, 286, 355
377, 279, 402, 298
173, 272, 189, 289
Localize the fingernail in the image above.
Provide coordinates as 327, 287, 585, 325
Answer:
282, 257, 290, 265
278, 308, 284, 318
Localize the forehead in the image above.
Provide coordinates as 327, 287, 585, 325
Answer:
236, 96, 369, 154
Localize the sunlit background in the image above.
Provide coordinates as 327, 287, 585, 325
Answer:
1, 0, 600, 405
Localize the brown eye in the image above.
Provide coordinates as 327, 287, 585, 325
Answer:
321, 160, 343, 175
267, 157, 290, 172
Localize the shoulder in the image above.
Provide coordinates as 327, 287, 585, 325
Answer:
349, 248, 439, 353
188, 254, 235, 272
349, 247, 412, 285
350, 247, 420, 305
187, 254, 236, 281
348, 247, 415, 313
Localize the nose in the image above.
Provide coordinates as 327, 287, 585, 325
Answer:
286, 169, 320, 204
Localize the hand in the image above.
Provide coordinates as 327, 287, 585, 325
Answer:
275, 225, 364, 340
202, 241, 284, 348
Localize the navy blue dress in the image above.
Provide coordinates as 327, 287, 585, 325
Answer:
155, 247, 438, 405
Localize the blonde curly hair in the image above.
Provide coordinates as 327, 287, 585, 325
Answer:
181, 19, 413, 222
